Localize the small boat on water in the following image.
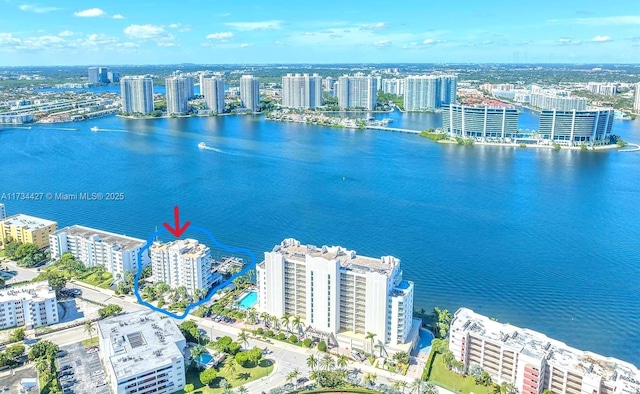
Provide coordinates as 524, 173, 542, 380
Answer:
198, 142, 207, 149
90, 126, 100, 132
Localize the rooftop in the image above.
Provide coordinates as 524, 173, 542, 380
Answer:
53, 225, 145, 251
272, 238, 400, 276
97, 310, 185, 379
0, 281, 55, 303
1, 214, 56, 230
150, 238, 210, 259
452, 308, 640, 390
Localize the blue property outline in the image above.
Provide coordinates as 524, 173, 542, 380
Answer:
134, 226, 257, 320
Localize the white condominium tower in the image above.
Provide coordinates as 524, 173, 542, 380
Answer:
634, 82, 640, 113
281, 73, 323, 109
381, 78, 405, 96
257, 238, 419, 354
50, 225, 150, 277
337, 73, 378, 110
449, 308, 640, 394
0, 282, 58, 329
165, 76, 192, 115
120, 76, 154, 115
150, 239, 212, 296
240, 75, 260, 112
202, 76, 225, 113
403, 75, 457, 111
538, 109, 614, 146
442, 104, 520, 141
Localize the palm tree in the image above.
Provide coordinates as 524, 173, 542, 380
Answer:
260, 312, 270, 326
363, 372, 377, 387
321, 354, 334, 371
410, 378, 423, 394
286, 368, 301, 387
392, 381, 402, 393
291, 315, 303, 335
238, 330, 249, 349
270, 315, 279, 330
191, 345, 205, 362
223, 358, 238, 376
84, 321, 96, 342
236, 387, 249, 394
376, 341, 389, 359
423, 381, 438, 394
336, 354, 348, 370
365, 332, 377, 357
247, 308, 258, 326
306, 354, 318, 371
280, 313, 291, 332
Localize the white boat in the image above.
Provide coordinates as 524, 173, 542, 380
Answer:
198, 142, 207, 149
90, 126, 99, 132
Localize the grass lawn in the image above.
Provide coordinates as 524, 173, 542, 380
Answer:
178, 359, 274, 394
428, 352, 488, 394
77, 272, 113, 288
82, 337, 99, 347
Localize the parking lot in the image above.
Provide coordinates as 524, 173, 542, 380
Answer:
57, 342, 110, 394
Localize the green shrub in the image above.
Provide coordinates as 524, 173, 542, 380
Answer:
256, 327, 264, 335
265, 330, 274, 338
318, 341, 327, 352
277, 333, 287, 341
303, 338, 313, 348
288, 334, 298, 344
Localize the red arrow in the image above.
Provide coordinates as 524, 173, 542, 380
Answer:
163, 206, 191, 237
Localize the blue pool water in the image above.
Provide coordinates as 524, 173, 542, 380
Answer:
416, 329, 434, 354
195, 353, 213, 365
238, 291, 258, 310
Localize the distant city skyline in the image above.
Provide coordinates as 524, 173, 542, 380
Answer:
0, 0, 639, 65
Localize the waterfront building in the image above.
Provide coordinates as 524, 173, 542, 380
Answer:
99, 67, 109, 84
107, 71, 120, 84
165, 76, 191, 115
0, 203, 5, 220
0, 282, 58, 329
0, 214, 57, 250
97, 310, 187, 394
185, 76, 195, 99
337, 74, 378, 110
88, 67, 100, 84
634, 82, 640, 113
439, 75, 458, 106
256, 238, 420, 354
150, 239, 213, 296
49, 225, 150, 276
449, 308, 640, 394
529, 87, 587, 111
538, 109, 614, 146
587, 82, 618, 96
202, 76, 225, 114
239, 75, 260, 112
281, 73, 323, 109
0, 112, 34, 124
381, 78, 405, 96
120, 76, 154, 115
404, 75, 457, 111
442, 104, 519, 141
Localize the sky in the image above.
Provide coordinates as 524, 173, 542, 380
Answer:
0, 0, 639, 66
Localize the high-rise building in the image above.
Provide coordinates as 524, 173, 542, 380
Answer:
281, 73, 323, 109
185, 76, 195, 99
165, 76, 191, 115
442, 104, 520, 141
449, 308, 640, 394
120, 76, 154, 115
439, 75, 458, 106
381, 78, 405, 96
0, 203, 5, 220
202, 76, 225, 114
107, 71, 120, 84
0, 282, 58, 329
99, 67, 109, 84
150, 239, 213, 296
403, 75, 457, 111
529, 87, 587, 111
240, 75, 260, 112
256, 238, 420, 354
88, 67, 100, 84
323, 77, 335, 93
0, 214, 57, 250
49, 225, 150, 277
98, 310, 187, 394
587, 82, 618, 96
634, 82, 640, 113
337, 74, 378, 110
538, 109, 614, 146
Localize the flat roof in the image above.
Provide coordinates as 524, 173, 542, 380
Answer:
1, 214, 56, 230
0, 281, 55, 303
97, 310, 185, 379
150, 238, 209, 259
54, 225, 145, 251
272, 238, 400, 276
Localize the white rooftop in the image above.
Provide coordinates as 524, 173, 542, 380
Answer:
54, 225, 145, 251
1, 213, 56, 230
97, 310, 185, 379
0, 281, 55, 303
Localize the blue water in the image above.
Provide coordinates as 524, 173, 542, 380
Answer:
195, 353, 213, 364
1, 113, 640, 367
238, 291, 258, 310
416, 330, 434, 354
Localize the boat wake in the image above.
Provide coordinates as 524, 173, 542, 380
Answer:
198, 142, 224, 153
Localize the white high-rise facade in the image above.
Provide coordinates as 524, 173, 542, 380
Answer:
381, 78, 405, 95
257, 238, 419, 354
404, 75, 457, 111
120, 76, 154, 115
0, 282, 58, 329
281, 73, 323, 109
150, 239, 212, 296
337, 74, 378, 110
202, 76, 225, 114
634, 82, 640, 113
49, 225, 150, 277
165, 76, 190, 115
240, 75, 260, 112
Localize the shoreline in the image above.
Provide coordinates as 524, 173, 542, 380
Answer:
439, 140, 623, 151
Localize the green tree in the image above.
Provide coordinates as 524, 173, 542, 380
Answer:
98, 304, 123, 319
199, 368, 217, 386
222, 358, 238, 376
317, 341, 327, 352
424, 381, 438, 394
291, 315, 303, 335
365, 331, 377, 357
321, 354, 334, 371
336, 354, 348, 370
5, 344, 25, 360
364, 372, 377, 387
286, 368, 300, 385
307, 354, 318, 371
410, 378, 423, 394
238, 330, 249, 349
46, 272, 68, 294
179, 321, 200, 343
184, 383, 195, 393
10, 327, 26, 342
280, 313, 291, 332
0, 353, 8, 367
28, 340, 59, 360
393, 351, 411, 366
84, 321, 96, 342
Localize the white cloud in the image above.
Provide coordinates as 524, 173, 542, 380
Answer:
373, 39, 391, 46
549, 15, 640, 26
74, 8, 106, 17
239, 43, 252, 47
361, 22, 388, 30
225, 20, 282, 31
19, 4, 61, 13
124, 24, 175, 46
168, 23, 191, 32
58, 30, 75, 37
423, 38, 436, 45
206, 32, 233, 40
112, 14, 125, 19
592, 35, 612, 42
169, 23, 180, 28
557, 37, 582, 46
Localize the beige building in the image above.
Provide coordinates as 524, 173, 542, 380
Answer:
449, 308, 640, 394
0, 213, 57, 249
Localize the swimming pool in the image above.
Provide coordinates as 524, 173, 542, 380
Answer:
195, 353, 213, 365
416, 329, 434, 354
238, 291, 258, 309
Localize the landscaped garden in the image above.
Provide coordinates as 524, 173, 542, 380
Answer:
179, 358, 274, 394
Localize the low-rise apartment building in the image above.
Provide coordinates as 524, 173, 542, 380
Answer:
0, 213, 57, 249
0, 282, 58, 329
